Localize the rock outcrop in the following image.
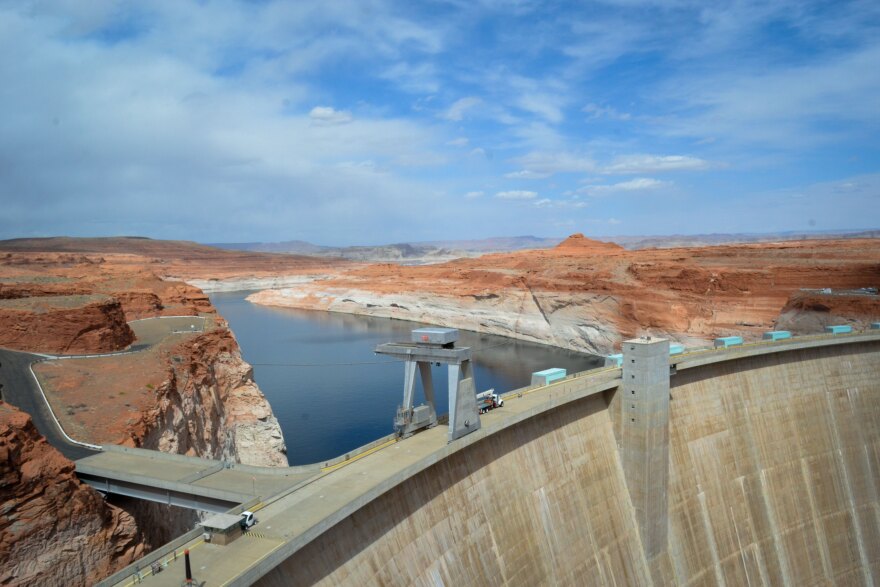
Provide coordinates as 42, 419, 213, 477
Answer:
0, 249, 289, 582
248, 237, 880, 354
0, 403, 142, 586
0, 296, 135, 355
775, 290, 880, 333
132, 327, 287, 466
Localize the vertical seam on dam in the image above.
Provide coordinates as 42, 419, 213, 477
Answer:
824, 387, 875, 587
799, 457, 834, 581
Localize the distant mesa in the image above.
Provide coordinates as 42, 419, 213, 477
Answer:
554, 233, 624, 252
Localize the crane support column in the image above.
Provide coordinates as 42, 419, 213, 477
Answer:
376, 328, 481, 442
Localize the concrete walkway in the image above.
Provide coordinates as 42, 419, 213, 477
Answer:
77, 448, 320, 513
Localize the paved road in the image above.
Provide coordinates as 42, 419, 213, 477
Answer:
0, 348, 99, 461
0, 316, 206, 461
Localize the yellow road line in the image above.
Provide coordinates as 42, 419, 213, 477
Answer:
321, 437, 398, 473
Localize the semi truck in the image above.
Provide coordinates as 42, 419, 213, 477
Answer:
476, 389, 503, 414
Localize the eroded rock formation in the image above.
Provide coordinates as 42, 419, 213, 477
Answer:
0, 296, 135, 355
248, 235, 880, 354
0, 249, 288, 583
133, 327, 287, 466
0, 403, 142, 586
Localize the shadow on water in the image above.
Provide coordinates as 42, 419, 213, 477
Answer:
210, 291, 602, 465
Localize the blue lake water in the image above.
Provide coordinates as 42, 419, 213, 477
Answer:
210, 291, 603, 465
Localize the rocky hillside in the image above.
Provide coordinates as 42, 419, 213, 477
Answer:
0, 249, 288, 582
776, 290, 880, 333
248, 234, 880, 354
135, 327, 287, 466
0, 403, 142, 586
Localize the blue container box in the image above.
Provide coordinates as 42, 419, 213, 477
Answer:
605, 354, 623, 367
870, 322, 880, 330
531, 368, 567, 385
762, 330, 792, 341
714, 336, 744, 348
669, 343, 685, 355
825, 325, 852, 335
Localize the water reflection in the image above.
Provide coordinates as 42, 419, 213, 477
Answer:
211, 291, 602, 465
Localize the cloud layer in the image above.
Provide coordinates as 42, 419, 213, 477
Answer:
0, 1, 877, 243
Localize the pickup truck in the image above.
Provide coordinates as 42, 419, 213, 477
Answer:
240, 511, 257, 530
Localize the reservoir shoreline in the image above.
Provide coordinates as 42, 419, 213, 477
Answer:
209, 290, 603, 465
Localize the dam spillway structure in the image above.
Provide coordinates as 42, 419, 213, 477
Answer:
375, 327, 480, 442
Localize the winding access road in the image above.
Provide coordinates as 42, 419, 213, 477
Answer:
0, 316, 208, 461
0, 347, 98, 460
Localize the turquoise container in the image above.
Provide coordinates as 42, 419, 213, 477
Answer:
531, 367, 567, 385
714, 336, 743, 348
825, 325, 852, 334
669, 343, 684, 355
605, 354, 623, 367
762, 331, 792, 341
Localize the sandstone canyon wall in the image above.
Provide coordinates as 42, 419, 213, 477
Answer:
248, 235, 880, 354
0, 251, 288, 583
132, 326, 287, 466
0, 403, 143, 587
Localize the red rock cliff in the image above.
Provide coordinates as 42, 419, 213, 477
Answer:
0, 403, 142, 586
0, 296, 135, 355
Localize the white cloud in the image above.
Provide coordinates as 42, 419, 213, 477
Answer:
495, 190, 538, 200
515, 93, 564, 123
504, 170, 550, 179
583, 103, 631, 121
446, 137, 469, 147
602, 154, 709, 174
513, 151, 596, 175
659, 43, 880, 146
442, 96, 482, 121
380, 61, 439, 94
465, 190, 484, 198
584, 178, 669, 194
309, 106, 353, 125
531, 198, 588, 209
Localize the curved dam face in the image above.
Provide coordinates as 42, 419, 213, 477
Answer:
258, 341, 880, 586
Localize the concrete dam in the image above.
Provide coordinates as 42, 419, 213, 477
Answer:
255, 336, 879, 587
109, 333, 880, 586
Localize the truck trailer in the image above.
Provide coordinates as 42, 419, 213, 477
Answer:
475, 389, 503, 414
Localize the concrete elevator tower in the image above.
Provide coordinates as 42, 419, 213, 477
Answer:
375, 328, 480, 443
617, 336, 671, 560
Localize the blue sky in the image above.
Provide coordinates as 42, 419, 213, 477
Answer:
0, 0, 878, 245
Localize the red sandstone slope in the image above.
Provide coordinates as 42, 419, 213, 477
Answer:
0, 403, 142, 586
0, 252, 217, 353
0, 237, 349, 281
248, 234, 880, 352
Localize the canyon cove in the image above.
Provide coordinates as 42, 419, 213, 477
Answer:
210, 291, 603, 465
